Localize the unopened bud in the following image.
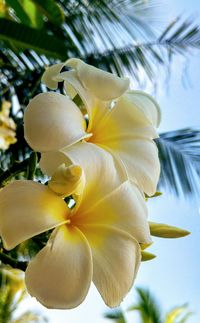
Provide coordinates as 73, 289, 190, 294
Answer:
149, 222, 190, 239
48, 164, 85, 197
141, 251, 156, 262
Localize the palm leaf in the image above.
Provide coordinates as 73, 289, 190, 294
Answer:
104, 308, 126, 323
165, 304, 193, 323
157, 128, 200, 197
128, 287, 162, 323
0, 18, 68, 59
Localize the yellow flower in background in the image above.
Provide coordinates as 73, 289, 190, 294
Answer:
24, 58, 160, 196
1, 267, 25, 294
0, 154, 151, 309
0, 101, 16, 150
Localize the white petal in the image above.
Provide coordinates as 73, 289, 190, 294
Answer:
59, 70, 94, 110
25, 225, 92, 309
75, 180, 151, 244
41, 63, 65, 89
66, 58, 130, 101
79, 224, 141, 307
88, 94, 160, 195
91, 94, 157, 143
40, 150, 72, 176
60, 71, 111, 132
0, 180, 69, 250
126, 90, 161, 127
24, 92, 89, 152
101, 139, 160, 196
40, 141, 127, 210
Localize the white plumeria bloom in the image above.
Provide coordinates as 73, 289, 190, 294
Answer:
24, 58, 160, 196
0, 150, 151, 309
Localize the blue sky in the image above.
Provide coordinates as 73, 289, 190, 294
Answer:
16, 1, 200, 322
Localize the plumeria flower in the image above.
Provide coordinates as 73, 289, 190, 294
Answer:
0, 150, 151, 309
24, 58, 160, 196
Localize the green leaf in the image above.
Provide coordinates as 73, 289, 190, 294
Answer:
5, 0, 32, 26
128, 288, 162, 323
157, 128, 200, 197
0, 18, 67, 59
32, 0, 64, 26
20, 0, 44, 28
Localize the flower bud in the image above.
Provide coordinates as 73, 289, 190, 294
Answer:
141, 251, 156, 262
48, 164, 85, 197
149, 222, 190, 238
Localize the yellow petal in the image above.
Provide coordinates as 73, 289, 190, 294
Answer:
40, 141, 127, 210
74, 180, 151, 244
0, 180, 69, 250
41, 63, 65, 89
79, 224, 140, 307
48, 164, 85, 197
25, 225, 92, 309
149, 222, 190, 238
126, 91, 161, 127
92, 94, 157, 143
66, 58, 130, 101
24, 92, 89, 152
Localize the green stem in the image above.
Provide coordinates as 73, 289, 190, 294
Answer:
0, 252, 27, 271
26, 152, 38, 180
0, 159, 28, 187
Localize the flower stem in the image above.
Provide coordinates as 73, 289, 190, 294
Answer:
0, 159, 29, 187
26, 152, 38, 180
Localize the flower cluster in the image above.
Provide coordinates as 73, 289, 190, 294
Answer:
0, 59, 161, 309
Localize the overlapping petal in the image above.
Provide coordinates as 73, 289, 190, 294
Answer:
25, 225, 92, 309
24, 92, 90, 152
0, 181, 69, 250
88, 93, 160, 195
60, 71, 110, 131
40, 141, 127, 210
66, 58, 130, 101
100, 139, 160, 196
125, 91, 161, 127
41, 63, 65, 90
73, 180, 151, 244
79, 224, 140, 307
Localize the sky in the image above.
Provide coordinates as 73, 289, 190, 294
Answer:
15, 1, 200, 322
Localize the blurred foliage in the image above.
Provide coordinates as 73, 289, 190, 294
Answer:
0, 266, 47, 322
105, 287, 193, 323
157, 128, 200, 198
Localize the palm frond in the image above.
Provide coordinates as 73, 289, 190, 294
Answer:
157, 128, 200, 197
104, 308, 126, 323
89, 16, 200, 82
165, 304, 193, 323
128, 287, 162, 323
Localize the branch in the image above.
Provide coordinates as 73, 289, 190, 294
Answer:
0, 251, 27, 271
